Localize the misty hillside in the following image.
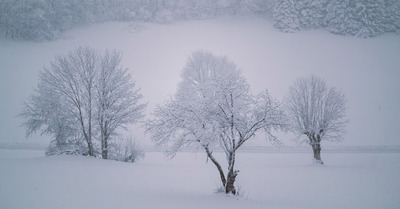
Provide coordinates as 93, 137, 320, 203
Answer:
1, 0, 400, 41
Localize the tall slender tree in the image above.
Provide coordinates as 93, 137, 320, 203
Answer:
96, 50, 146, 159
40, 47, 97, 156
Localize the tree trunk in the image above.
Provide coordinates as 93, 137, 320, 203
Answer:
203, 145, 226, 187
77, 99, 94, 157
101, 137, 108, 159
102, 134, 108, 159
225, 151, 238, 195
307, 133, 323, 165
79, 111, 94, 156
87, 140, 94, 156
226, 169, 239, 195
311, 142, 323, 164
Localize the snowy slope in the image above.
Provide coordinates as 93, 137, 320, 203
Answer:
0, 149, 399, 209
0, 16, 399, 147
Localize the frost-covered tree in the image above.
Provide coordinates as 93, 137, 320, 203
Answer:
382, 0, 400, 32
297, 0, 327, 30
272, 0, 327, 32
0, 0, 56, 40
37, 47, 98, 156
96, 50, 146, 159
146, 50, 286, 194
271, 0, 400, 37
285, 75, 348, 164
246, 0, 273, 15
272, 0, 301, 32
20, 47, 146, 158
19, 76, 83, 154
325, 0, 399, 38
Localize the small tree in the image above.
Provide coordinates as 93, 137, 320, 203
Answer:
33, 47, 98, 156
20, 75, 83, 154
146, 50, 286, 194
109, 137, 145, 163
96, 50, 146, 159
286, 75, 348, 164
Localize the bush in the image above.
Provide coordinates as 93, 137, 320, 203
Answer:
108, 137, 145, 163
46, 139, 88, 156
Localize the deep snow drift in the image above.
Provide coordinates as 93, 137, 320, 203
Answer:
0, 149, 399, 209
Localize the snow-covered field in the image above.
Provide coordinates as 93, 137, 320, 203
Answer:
1, 16, 400, 209
0, 148, 399, 209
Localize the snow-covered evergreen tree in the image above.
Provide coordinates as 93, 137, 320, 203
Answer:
0, 0, 56, 40
297, 0, 327, 30
272, 0, 301, 32
325, 0, 399, 38
272, 0, 399, 37
380, 0, 400, 32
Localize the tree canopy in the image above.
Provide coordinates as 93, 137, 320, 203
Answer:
146, 50, 286, 194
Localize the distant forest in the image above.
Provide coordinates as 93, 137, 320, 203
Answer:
0, 0, 399, 41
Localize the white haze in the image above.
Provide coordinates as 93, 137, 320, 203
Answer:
0, 16, 399, 147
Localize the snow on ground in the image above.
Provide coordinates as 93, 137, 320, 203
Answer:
1, 16, 400, 208
0, 149, 399, 209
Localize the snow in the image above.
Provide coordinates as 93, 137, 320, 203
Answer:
0, 16, 400, 208
0, 148, 399, 209
1, 17, 400, 147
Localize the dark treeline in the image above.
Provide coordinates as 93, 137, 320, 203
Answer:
0, 0, 399, 40
0, 0, 271, 41
273, 0, 400, 38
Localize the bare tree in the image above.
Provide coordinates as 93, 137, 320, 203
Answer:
146, 50, 286, 194
96, 50, 146, 159
286, 75, 348, 164
20, 46, 146, 158
19, 76, 80, 151
36, 47, 97, 156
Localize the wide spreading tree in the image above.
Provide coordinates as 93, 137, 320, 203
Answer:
146, 50, 286, 194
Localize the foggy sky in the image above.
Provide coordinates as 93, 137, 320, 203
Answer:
1, 17, 399, 147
